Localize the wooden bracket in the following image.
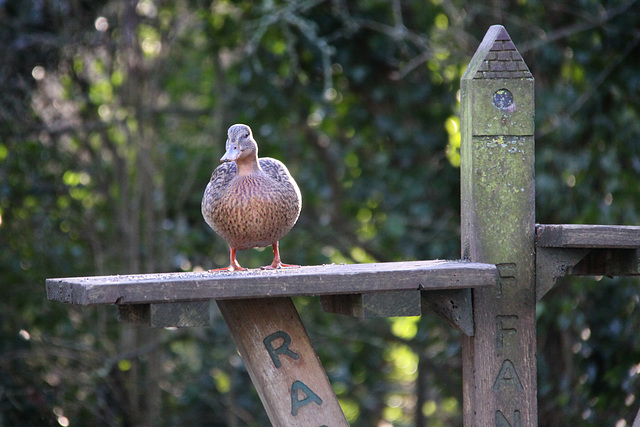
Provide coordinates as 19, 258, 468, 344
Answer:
536, 248, 590, 301
536, 224, 640, 300
421, 289, 474, 336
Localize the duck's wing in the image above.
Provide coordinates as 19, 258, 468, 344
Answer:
209, 161, 237, 188
260, 157, 302, 224
259, 157, 294, 183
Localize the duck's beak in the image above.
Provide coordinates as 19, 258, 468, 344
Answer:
220, 140, 240, 162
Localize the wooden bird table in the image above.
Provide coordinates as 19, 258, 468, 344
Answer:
46, 25, 640, 426
47, 261, 498, 425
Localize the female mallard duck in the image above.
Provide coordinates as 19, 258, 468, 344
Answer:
201, 124, 302, 271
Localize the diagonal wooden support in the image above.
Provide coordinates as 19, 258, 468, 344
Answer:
217, 297, 348, 426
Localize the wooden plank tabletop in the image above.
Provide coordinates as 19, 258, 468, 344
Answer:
536, 224, 640, 248
46, 260, 497, 306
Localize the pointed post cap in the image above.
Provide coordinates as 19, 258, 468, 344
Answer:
462, 25, 532, 81
461, 25, 534, 136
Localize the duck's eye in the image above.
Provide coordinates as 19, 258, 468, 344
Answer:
243, 133, 249, 138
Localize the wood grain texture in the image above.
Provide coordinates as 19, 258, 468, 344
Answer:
117, 302, 211, 327
46, 260, 497, 306
536, 224, 640, 248
570, 248, 640, 276
217, 298, 348, 426
320, 290, 421, 318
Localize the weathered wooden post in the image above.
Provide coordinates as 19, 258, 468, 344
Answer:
460, 25, 536, 426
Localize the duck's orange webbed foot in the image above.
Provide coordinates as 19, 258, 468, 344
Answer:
208, 265, 247, 272
260, 242, 300, 270
260, 261, 300, 270
208, 248, 247, 272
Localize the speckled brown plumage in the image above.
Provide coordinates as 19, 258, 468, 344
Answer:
201, 124, 301, 271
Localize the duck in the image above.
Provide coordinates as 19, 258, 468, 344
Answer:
201, 124, 302, 271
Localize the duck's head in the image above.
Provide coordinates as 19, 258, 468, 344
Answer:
221, 124, 258, 163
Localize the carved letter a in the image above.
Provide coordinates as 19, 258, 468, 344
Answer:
493, 359, 524, 391
290, 380, 323, 416
496, 409, 521, 427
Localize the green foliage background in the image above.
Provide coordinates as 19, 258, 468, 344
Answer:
1, 0, 639, 425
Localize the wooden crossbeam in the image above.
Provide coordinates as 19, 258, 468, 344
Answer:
536, 224, 640, 249
45, 260, 497, 306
